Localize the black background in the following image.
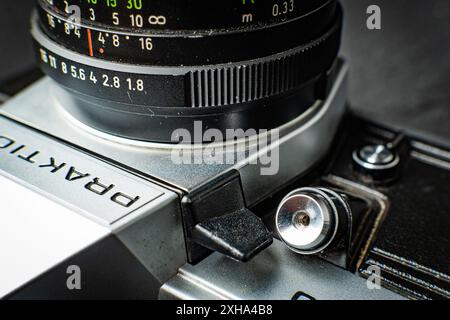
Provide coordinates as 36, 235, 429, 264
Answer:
0, 0, 449, 142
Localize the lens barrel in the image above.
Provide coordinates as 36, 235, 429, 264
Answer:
33, 0, 343, 143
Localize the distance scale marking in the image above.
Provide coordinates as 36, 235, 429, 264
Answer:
39, 0, 330, 31
37, 0, 338, 65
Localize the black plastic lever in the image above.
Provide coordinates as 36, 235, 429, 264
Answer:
181, 170, 273, 263
192, 208, 273, 262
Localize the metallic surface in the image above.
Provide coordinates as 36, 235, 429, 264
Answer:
0, 116, 187, 296
275, 188, 337, 253
360, 145, 394, 164
159, 239, 405, 300
0, 116, 163, 225
353, 145, 400, 171
0, 63, 347, 297
0, 62, 348, 208
0, 173, 109, 298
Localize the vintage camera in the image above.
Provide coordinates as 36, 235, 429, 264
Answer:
0, 0, 449, 300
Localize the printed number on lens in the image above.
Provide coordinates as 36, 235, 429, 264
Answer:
139, 38, 153, 51
272, 0, 295, 17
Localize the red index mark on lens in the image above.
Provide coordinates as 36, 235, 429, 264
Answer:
87, 29, 94, 57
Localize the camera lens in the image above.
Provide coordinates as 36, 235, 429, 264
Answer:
32, 0, 343, 143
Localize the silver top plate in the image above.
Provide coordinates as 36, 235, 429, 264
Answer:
0, 62, 347, 208
160, 239, 405, 300
0, 116, 165, 226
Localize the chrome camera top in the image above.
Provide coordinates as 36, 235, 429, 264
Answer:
0, 0, 448, 301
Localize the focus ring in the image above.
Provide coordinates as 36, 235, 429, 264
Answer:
37, 1, 337, 66
39, 0, 331, 32
189, 23, 340, 108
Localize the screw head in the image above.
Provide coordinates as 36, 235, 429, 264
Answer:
353, 144, 400, 171
359, 145, 394, 165
293, 211, 311, 229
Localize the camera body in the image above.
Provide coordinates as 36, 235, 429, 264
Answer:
2, 60, 449, 300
